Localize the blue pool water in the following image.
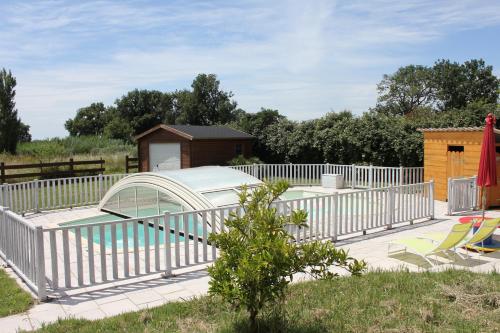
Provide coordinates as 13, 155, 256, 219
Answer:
61, 213, 204, 249
280, 190, 324, 200
61, 189, 371, 249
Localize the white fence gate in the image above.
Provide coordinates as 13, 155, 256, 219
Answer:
447, 176, 478, 215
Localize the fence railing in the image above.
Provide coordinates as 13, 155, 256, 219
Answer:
230, 164, 424, 188
35, 181, 433, 297
447, 176, 478, 215
0, 207, 45, 300
125, 155, 139, 173
0, 174, 126, 215
0, 165, 424, 216
0, 158, 106, 183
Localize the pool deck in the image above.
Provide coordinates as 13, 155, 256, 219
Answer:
1, 187, 499, 332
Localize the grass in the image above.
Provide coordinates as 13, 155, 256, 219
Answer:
30, 270, 500, 333
0, 136, 136, 179
0, 268, 33, 318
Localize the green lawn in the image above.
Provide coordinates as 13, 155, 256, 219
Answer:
30, 270, 499, 333
0, 268, 33, 318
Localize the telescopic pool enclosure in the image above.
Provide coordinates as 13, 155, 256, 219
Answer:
99, 166, 263, 218
0, 163, 434, 301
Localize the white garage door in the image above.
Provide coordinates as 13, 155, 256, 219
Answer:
149, 143, 181, 171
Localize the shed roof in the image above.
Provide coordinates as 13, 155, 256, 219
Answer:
135, 124, 254, 140
418, 127, 500, 135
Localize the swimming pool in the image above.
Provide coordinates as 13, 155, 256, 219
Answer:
61, 213, 204, 249
280, 189, 325, 200
61, 189, 373, 249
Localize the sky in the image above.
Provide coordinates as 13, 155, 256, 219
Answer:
1, 0, 500, 139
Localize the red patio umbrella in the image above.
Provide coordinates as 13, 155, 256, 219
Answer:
477, 113, 497, 218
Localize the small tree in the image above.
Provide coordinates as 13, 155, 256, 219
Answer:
0, 69, 24, 154
208, 181, 366, 330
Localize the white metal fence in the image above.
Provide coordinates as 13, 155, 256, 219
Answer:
230, 164, 424, 188
447, 176, 478, 215
0, 165, 425, 216
0, 174, 125, 215
0, 165, 432, 300
1, 181, 433, 299
0, 207, 45, 300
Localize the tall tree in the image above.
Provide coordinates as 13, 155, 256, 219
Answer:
64, 102, 109, 136
114, 89, 173, 135
376, 65, 435, 115
175, 74, 238, 125
433, 59, 499, 110
0, 69, 23, 154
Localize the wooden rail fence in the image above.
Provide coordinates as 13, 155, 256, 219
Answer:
125, 156, 139, 173
0, 158, 105, 183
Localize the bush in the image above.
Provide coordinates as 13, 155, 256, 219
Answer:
208, 181, 366, 330
227, 154, 263, 166
16, 136, 134, 159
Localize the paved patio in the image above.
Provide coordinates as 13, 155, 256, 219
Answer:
1, 198, 499, 332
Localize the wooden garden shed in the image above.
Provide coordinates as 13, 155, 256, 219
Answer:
135, 125, 254, 172
419, 127, 500, 207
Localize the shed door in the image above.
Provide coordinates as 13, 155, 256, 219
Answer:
446, 146, 464, 179
149, 143, 181, 171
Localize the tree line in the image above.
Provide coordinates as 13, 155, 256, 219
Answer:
0, 69, 31, 154
64, 74, 241, 140
2, 58, 499, 166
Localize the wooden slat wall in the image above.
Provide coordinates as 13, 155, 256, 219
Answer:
423, 130, 500, 205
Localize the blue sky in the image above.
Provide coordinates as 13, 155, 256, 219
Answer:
1, 0, 500, 139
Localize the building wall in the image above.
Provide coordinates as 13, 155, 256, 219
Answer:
137, 129, 253, 171
190, 139, 252, 167
423, 131, 482, 201
137, 130, 191, 172
423, 131, 500, 207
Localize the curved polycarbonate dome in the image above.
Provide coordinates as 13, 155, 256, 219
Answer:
98, 166, 262, 218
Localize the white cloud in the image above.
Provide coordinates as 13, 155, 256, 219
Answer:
0, 0, 499, 138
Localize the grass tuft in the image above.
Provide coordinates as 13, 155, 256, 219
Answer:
22, 270, 500, 333
0, 268, 33, 317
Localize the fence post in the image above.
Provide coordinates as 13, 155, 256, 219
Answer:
35, 226, 47, 301
351, 164, 356, 189
446, 177, 454, 215
4, 183, 10, 209
0, 162, 5, 184
429, 180, 435, 219
98, 174, 104, 200
368, 165, 373, 189
125, 155, 129, 174
331, 192, 338, 242
387, 188, 394, 230
164, 212, 172, 276
0, 184, 4, 207
69, 158, 74, 177
472, 176, 478, 210
34, 180, 40, 213
399, 166, 404, 187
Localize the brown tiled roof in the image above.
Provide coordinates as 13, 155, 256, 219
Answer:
418, 127, 500, 134
135, 124, 254, 140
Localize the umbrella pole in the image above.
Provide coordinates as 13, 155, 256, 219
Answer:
481, 186, 487, 220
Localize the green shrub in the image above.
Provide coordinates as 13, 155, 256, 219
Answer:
227, 154, 263, 166
16, 136, 134, 159
208, 180, 366, 330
